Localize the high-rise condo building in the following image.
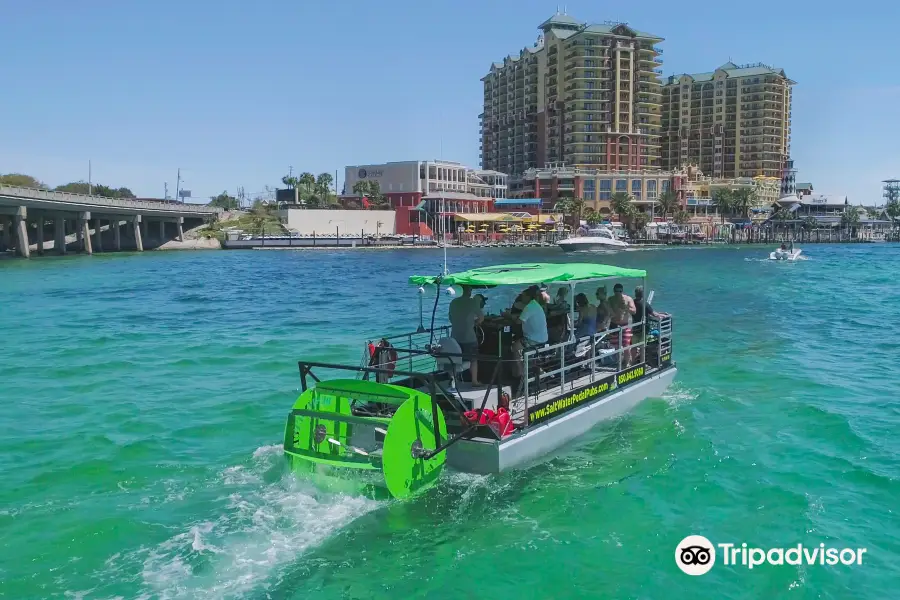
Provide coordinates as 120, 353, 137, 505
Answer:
661, 62, 794, 179
480, 12, 665, 179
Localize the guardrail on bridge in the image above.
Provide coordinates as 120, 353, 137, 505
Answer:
0, 184, 222, 214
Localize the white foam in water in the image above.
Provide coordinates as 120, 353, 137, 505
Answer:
132, 445, 382, 599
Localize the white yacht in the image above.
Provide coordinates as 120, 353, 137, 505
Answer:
557, 227, 629, 252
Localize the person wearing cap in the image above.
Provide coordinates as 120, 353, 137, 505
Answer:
449, 284, 484, 385
607, 283, 636, 367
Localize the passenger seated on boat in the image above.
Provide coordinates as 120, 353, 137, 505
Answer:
449, 285, 484, 386
595, 286, 611, 330
551, 287, 570, 313
632, 286, 668, 363
510, 286, 550, 377
607, 283, 636, 367
574, 293, 598, 339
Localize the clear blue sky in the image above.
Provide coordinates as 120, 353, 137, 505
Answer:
1, 0, 897, 203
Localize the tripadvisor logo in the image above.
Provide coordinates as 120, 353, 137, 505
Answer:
675, 535, 868, 575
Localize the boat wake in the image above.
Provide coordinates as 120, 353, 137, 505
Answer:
96, 444, 383, 600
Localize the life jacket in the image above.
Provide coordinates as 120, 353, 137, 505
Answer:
462, 407, 514, 438
368, 339, 398, 382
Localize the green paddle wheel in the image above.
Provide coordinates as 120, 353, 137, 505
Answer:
283, 379, 448, 499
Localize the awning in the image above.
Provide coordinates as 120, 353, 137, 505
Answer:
411, 263, 647, 287
453, 213, 525, 222
494, 198, 542, 206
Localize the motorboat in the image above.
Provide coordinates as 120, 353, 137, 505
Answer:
557, 227, 629, 252
283, 262, 676, 499
769, 245, 802, 261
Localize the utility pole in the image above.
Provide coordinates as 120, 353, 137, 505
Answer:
289, 166, 293, 179
175, 168, 181, 204
88, 160, 92, 196
164, 182, 169, 200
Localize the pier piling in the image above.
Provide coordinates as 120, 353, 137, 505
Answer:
35, 212, 44, 255
132, 215, 143, 252
15, 206, 30, 258
78, 212, 92, 255
113, 219, 121, 251
54, 218, 66, 255
93, 218, 103, 252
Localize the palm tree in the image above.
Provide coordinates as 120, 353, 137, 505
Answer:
673, 210, 690, 226
610, 191, 633, 220
732, 188, 756, 220
712, 189, 734, 224
298, 172, 315, 195
315, 173, 334, 200
840, 207, 860, 240
801, 216, 818, 242
570, 197, 586, 225
887, 200, 900, 239
553, 198, 574, 228
656, 190, 679, 221
281, 174, 299, 189
584, 207, 602, 226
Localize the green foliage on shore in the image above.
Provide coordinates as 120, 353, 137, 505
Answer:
208, 191, 240, 210
201, 201, 286, 240
281, 170, 340, 208
54, 182, 136, 198
0, 173, 48, 188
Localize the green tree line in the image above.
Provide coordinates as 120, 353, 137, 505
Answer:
0, 173, 135, 198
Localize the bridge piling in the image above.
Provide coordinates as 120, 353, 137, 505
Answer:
113, 219, 121, 251
15, 206, 29, 258
159, 219, 165, 242
93, 218, 103, 252
54, 218, 66, 254
176, 217, 184, 242
78, 212, 92, 255
35, 212, 44, 255
1, 217, 10, 251
132, 215, 143, 252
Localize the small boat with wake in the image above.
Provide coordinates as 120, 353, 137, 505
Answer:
282, 262, 676, 499
769, 242, 802, 261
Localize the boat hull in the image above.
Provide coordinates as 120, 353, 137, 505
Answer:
769, 249, 802, 261
558, 240, 629, 252
446, 366, 677, 474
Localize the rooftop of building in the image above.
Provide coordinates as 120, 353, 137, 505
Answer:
664, 61, 795, 85
485, 12, 663, 76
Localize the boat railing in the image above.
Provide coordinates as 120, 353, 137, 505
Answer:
519, 315, 673, 425
359, 327, 452, 381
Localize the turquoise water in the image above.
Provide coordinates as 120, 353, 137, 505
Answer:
2, 245, 899, 599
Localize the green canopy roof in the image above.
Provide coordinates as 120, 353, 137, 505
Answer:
409, 263, 646, 287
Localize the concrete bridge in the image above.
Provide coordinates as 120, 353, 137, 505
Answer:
0, 184, 222, 257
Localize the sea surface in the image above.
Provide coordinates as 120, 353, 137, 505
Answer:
1, 244, 899, 599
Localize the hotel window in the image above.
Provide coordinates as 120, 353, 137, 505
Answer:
632, 179, 642, 200
599, 179, 612, 200
584, 190, 595, 200
583, 179, 595, 201
647, 180, 658, 199
661, 180, 670, 192
615, 179, 627, 193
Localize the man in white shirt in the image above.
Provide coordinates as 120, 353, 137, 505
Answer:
511, 285, 550, 376
449, 285, 484, 385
